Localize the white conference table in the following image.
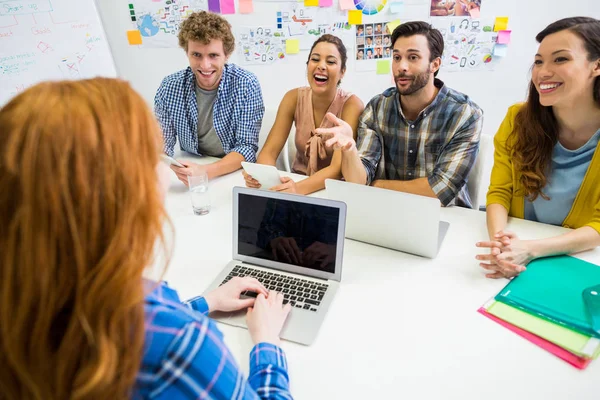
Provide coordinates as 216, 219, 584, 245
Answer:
155, 154, 599, 400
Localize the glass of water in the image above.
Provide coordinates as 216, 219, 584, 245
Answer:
188, 171, 210, 215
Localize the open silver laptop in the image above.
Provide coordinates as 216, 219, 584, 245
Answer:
203, 186, 346, 345
325, 179, 449, 258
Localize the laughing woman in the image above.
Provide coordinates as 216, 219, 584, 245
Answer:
476, 17, 600, 279
244, 34, 364, 195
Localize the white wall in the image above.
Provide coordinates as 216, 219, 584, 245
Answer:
97, 0, 599, 137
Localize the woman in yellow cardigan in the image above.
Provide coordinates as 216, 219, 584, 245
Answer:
476, 17, 600, 279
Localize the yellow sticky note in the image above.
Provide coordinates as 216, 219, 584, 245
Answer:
348, 10, 363, 25
127, 30, 142, 45
286, 39, 300, 54
386, 19, 401, 35
494, 16, 509, 32
376, 60, 390, 75
304, 0, 318, 6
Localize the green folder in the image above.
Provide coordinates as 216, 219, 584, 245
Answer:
485, 300, 600, 359
495, 255, 600, 338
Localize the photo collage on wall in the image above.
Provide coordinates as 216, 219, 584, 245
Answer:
355, 22, 392, 60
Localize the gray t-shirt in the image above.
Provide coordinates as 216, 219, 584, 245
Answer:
196, 85, 226, 157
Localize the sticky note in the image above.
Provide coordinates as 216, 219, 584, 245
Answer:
239, 0, 253, 13
468, 7, 480, 18
339, 0, 354, 10
386, 19, 401, 35
286, 39, 300, 54
493, 44, 508, 57
319, 0, 333, 6
208, 0, 220, 13
389, 1, 404, 14
220, 0, 235, 14
376, 60, 390, 75
494, 16, 509, 32
497, 30, 512, 44
127, 30, 142, 45
348, 10, 363, 25
304, 0, 319, 6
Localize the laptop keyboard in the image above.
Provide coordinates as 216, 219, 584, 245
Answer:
219, 265, 329, 312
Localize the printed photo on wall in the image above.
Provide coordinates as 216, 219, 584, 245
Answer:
430, 0, 482, 17
356, 46, 365, 60
355, 20, 394, 61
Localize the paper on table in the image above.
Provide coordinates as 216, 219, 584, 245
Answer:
497, 30, 511, 44
486, 301, 600, 359
239, 0, 253, 14
376, 60, 390, 75
348, 10, 363, 25
220, 0, 235, 14
286, 39, 300, 54
478, 308, 592, 370
127, 30, 142, 45
339, 0, 355, 10
494, 16, 509, 32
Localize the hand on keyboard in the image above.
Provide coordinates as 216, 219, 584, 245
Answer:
204, 277, 268, 312
246, 291, 292, 346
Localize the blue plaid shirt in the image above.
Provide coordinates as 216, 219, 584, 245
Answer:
134, 282, 292, 399
155, 64, 264, 162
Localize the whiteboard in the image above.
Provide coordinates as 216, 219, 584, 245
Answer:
0, 0, 117, 106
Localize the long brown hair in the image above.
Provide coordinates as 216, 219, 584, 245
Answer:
0, 79, 167, 399
511, 17, 600, 200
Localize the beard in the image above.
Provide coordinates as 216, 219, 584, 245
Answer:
395, 66, 431, 96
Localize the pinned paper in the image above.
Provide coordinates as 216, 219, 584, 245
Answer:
389, 1, 404, 14
497, 30, 512, 44
348, 10, 362, 25
239, 0, 253, 14
220, 0, 235, 14
304, 0, 319, 6
208, 0, 220, 13
468, 7, 480, 18
494, 16, 509, 32
494, 44, 508, 57
376, 60, 390, 75
386, 19, 401, 35
286, 39, 300, 54
127, 30, 142, 45
339, 0, 354, 10
319, 0, 333, 6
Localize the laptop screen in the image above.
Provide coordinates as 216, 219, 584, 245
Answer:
237, 192, 341, 274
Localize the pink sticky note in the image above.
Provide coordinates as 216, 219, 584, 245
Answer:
497, 30, 512, 44
239, 0, 253, 14
220, 0, 235, 14
319, 0, 333, 6
339, 0, 355, 11
468, 7, 480, 18
478, 308, 591, 370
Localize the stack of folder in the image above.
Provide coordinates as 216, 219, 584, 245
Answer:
478, 255, 600, 369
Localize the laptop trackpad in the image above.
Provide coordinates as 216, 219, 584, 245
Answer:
226, 309, 248, 328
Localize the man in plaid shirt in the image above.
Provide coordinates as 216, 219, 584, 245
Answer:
155, 12, 264, 185
318, 21, 482, 208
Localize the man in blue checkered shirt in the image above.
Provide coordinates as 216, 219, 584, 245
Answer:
318, 21, 482, 208
155, 12, 264, 185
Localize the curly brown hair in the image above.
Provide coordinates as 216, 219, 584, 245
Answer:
178, 11, 235, 55
510, 17, 600, 201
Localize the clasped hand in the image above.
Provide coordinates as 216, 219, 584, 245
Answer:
475, 231, 534, 279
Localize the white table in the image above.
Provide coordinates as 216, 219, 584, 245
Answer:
155, 154, 599, 400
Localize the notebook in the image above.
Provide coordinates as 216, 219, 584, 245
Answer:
483, 300, 600, 359
495, 255, 600, 338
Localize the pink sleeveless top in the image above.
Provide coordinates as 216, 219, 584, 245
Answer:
291, 87, 353, 176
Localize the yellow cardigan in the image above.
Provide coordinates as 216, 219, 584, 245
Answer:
486, 104, 600, 233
